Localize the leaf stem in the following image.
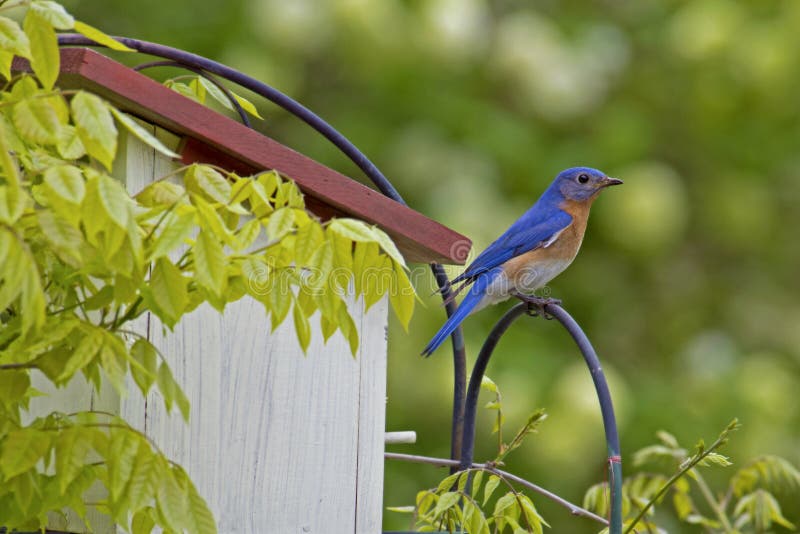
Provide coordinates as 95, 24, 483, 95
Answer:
693, 470, 734, 533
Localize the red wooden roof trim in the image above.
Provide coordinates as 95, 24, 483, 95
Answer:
49, 47, 469, 265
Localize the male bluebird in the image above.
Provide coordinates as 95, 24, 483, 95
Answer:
422, 167, 622, 356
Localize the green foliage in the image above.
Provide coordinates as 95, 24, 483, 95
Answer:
391, 378, 551, 534
398, 469, 547, 534
0, 0, 415, 531
581, 420, 799, 534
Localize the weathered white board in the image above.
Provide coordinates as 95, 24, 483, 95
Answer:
29, 126, 389, 533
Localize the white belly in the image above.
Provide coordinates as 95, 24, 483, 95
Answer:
471, 258, 572, 314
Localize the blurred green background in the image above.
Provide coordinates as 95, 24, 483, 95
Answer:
64, 0, 800, 531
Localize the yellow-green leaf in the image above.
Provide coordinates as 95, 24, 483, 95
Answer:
371, 225, 407, 269
58, 327, 103, 382
43, 164, 85, 205
0, 50, 13, 80
55, 427, 91, 494
56, 124, 86, 159
157, 361, 190, 421
37, 209, 83, 266
292, 299, 311, 353
192, 229, 226, 299
389, 260, 414, 330
234, 217, 261, 251
130, 338, 159, 396
232, 91, 264, 120
329, 218, 376, 242
73, 20, 134, 51
99, 333, 128, 395
0, 16, 31, 57
147, 209, 195, 260
148, 257, 189, 327
110, 108, 179, 159
295, 221, 324, 265
31, 1, 75, 29
0, 429, 50, 479
13, 96, 60, 144
265, 207, 295, 242
185, 164, 231, 204
71, 91, 117, 170
95, 173, 132, 231
24, 10, 59, 90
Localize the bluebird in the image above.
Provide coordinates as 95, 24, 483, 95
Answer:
422, 167, 622, 356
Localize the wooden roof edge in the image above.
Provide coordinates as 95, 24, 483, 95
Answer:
29, 47, 469, 265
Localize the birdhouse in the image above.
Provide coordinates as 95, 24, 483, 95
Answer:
26, 48, 468, 533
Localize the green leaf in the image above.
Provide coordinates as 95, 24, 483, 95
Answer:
13, 96, 60, 144
126, 446, 157, 514
196, 76, 233, 110
176, 465, 217, 534
0, 429, 50, 479
31, 1, 75, 29
371, 225, 407, 269
231, 91, 264, 119
56, 124, 86, 159
99, 333, 128, 395
389, 260, 414, 330
233, 217, 261, 251
96, 173, 132, 230
110, 108, 180, 159
157, 361, 190, 421
36, 209, 83, 266
23, 10, 59, 91
434, 491, 460, 516
148, 257, 189, 327
292, 299, 311, 353
43, 164, 85, 205
147, 208, 196, 260
58, 327, 103, 382
73, 20, 134, 51
519, 495, 548, 533
0, 16, 31, 58
295, 220, 324, 265
185, 164, 231, 204
266, 207, 296, 242
484, 474, 502, 505
329, 218, 376, 242
54, 427, 91, 495
71, 91, 117, 170
131, 507, 157, 534
130, 338, 159, 396
107, 428, 139, 504
0, 49, 13, 81
192, 229, 227, 299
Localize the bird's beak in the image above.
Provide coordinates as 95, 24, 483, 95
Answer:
600, 176, 623, 188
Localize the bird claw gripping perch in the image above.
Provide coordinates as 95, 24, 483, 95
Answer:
512, 292, 562, 319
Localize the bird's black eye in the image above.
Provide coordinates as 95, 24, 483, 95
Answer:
577, 173, 590, 184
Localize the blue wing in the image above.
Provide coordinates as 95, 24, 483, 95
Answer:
451, 206, 573, 287
422, 267, 503, 356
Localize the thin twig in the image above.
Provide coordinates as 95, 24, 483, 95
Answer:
385, 451, 609, 526
624, 420, 739, 534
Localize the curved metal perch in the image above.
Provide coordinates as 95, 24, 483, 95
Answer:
459, 297, 623, 534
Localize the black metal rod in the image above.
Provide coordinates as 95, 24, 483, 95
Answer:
433, 264, 467, 471
56, 33, 469, 464
459, 303, 527, 471
457, 298, 622, 534
545, 303, 622, 534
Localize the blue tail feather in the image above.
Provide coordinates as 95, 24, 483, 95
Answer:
421, 268, 501, 357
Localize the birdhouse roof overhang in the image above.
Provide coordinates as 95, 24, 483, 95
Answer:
37, 47, 469, 265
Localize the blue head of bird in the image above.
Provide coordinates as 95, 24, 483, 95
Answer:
553, 167, 623, 202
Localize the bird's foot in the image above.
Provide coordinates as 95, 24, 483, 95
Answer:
511, 292, 561, 319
